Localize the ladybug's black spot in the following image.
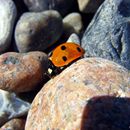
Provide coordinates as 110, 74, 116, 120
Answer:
77, 47, 81, 52
62, 56, 67, 61
61, 45, 66, 50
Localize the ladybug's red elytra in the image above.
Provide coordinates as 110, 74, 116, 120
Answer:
48, 42, 85, 76
49, 42, 85, 67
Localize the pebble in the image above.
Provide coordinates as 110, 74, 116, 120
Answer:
63, 12, 83, 38
0, 0, 17, 53
77, 0, 104, 13
0, 51, 48, 93
25, 58, 130, 130
81, 0, 130, 70
1, 118, 25, 130
67, 33, 80, 45
15, 10, 63, 52
0, 89, 30, 126
24, 0, 76, 16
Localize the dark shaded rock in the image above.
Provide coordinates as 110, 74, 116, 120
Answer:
81, 96, 130, 130
24, 0, 77, 16
81, 0, 130, 70
15, 10, 63, 52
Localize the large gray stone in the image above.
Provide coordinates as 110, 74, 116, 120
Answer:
15, 10, 63, 52
0, 0, 17, 53
81, 0, 130, 70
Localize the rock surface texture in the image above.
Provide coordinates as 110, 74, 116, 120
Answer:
81, 0, 130, 70
0, 0, 17, 53
25, 58, 130, 130
0, 51, 48, 93
15, 10, 63, 52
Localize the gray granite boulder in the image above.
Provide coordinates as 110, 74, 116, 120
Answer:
81, 0, 130, 70
15, 10, 63, 52
24, 0, 75, 16
0, 0, 17, 53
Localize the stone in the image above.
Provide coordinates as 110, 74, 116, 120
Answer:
81, 0, 130, 70
0, 0, 17, 53
0, 51, 48, 93
1, 118, 25, 130
77, 0, 104, 13
81, 96, 130, 130
24, 0, 76, 16
0, 89, 30, 126
25, 58, 130, 130
15, 10, 63, 52
67, 33, 80, 45
63, 12, 83, 38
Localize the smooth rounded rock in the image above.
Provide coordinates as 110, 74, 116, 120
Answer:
81, 0, 130, 70
25, 58, 130, 130
15, 10, 63, 52
63, 12, 83, 37
1, 118, 25, 130
0, 0, 17, 53
77, 0, 104, 13
0, 51, 48, 93
67, 33, 80, 45
24, 0, 76, 16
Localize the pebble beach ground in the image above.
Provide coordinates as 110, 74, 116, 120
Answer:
0, 0, 130, 130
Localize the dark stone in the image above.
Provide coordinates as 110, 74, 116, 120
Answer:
24, 0, 77, 16
81, 0, 130, 70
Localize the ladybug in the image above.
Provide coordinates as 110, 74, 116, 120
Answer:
48, 42, 85, 76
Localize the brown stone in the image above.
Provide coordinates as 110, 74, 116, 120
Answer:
0, 51, 48, 93
0, 118, 25, 130
25, 58, 130, 130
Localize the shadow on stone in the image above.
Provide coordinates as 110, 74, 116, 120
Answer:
81, 96, 130, 130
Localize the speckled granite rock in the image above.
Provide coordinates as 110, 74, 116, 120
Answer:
0, 0, 17, 53
24, 0, 76, 16
0, 89, 30, 126
25, 58, 130, 130
15, 10, 63, 52
0, 51, 48, 93
77, 0, 104, 13
81, 0, 130, 70
1, 118, 25, 130
63, 12, 83, 38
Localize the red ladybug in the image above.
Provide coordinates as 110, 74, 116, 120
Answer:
48, 42, 85, 76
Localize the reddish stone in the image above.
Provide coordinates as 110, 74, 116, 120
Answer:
0, 51, 48, 93
25, 58, 130, 130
